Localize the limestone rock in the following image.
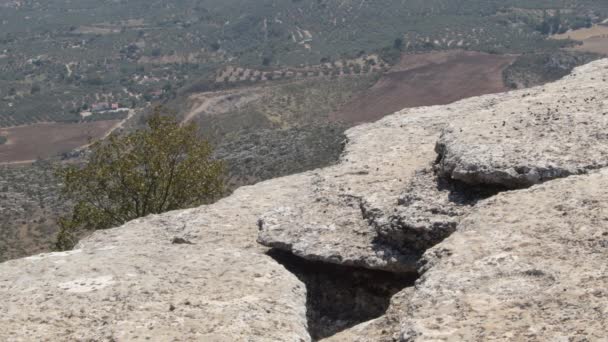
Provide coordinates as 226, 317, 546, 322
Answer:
399, 169, 608, 341
257, 112, 458, 273
0, 175, 312, 342
257, 178, 417, 273
259, 59, 608, 274
369, 168, 485, 255
435, 61, 608, 188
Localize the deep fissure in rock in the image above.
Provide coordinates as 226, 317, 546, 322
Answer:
268, 249, 418, 341
433, 174, 508, 205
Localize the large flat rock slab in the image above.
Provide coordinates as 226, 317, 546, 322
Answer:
399, 169, 608, 340
436, 61, 608, 188
0, 175, 312, 342
328, 169, 608, 341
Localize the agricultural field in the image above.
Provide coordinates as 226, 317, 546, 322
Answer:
0, 120, 120, 163
1, 0, 607, 128
552, 23, 608, 54
331, 51, 516, 124
184, 74, 381, 139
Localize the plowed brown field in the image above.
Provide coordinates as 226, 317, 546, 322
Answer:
0, 121, 119, 164
331, 51, 516, 124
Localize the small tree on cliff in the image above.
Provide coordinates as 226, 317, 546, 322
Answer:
55, 107, 225, 250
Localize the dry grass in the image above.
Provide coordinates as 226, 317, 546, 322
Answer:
552, 25, 608, 55
551, 25, 608, 41
569, 37, 608, 55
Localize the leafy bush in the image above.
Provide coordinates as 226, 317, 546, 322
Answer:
55, 108, 225, 250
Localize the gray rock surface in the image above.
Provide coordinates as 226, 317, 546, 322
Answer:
436, 61, 608, 188
258, 59, 608, 273
324, 169, 608, 341
400, 169, 608, 341
256, 112, 455, 272
369, 168, 483, 255
0, 175, 312, 342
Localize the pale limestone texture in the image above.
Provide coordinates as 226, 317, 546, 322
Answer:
260, 60, 608, 273
400, 170, 608, 341
0, 176, 312, 342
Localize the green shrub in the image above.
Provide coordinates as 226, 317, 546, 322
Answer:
55, 107, 225, 250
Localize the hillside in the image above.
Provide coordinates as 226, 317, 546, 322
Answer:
0, 59, 606, 341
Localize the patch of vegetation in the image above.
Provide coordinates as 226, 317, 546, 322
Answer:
0, 160, 66, 262
534, 9, 593, 35
55, 110, 225, 250
215, 124, 347, 190
190, 74, 380, 140
0, 136, 6, 145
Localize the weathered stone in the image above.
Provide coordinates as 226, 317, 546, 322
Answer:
0, 175, 313, 342
257, 113, 455, 273
435, 61, 608, 188
399, 169, 608, 341
369, 168, 486, 255
259, 59, 608, 274
257, 179, 418, 273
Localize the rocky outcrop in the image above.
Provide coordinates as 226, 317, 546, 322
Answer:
435, 63, 608, 188
1, 59, 608, 341
259, 60, 608, 272
324, 169, 608, 341
399, 169, 608, 340
0, 175, 313, 341
257, 108, 466, 272
254, 105, 448, 272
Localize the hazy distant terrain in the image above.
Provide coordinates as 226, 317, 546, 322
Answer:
1, 0, 606, 127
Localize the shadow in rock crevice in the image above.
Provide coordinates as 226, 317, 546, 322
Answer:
435, 174, 508, 206
267, 249, 418, 341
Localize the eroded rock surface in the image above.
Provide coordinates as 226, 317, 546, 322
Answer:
400, 170, 608, 340
436, 61, 608, 188
259, 60, 608, 273
0, 175, 312, 341
258, 110, 465, 272
369, 168, 495, 255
